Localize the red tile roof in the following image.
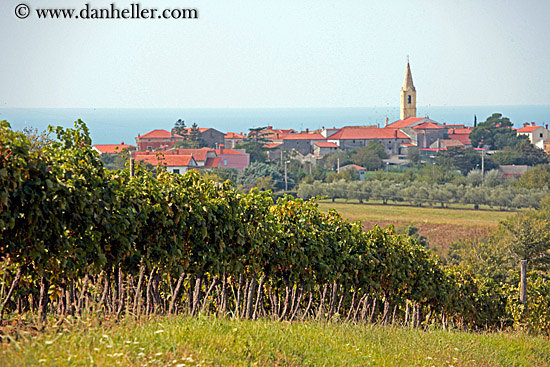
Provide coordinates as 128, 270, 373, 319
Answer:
412, 121, 444, 130
448, 134, 471, 145
341, 164, 366, 171
386, 117, 425, 129
342, 125, 378, 129
134, 148, 230, 166
439, 139, 465, 148
215, 148, 246, 155
264, 143, 282, 149
281, 133, 325, 140
276, 129, 296, 134
448, 128, 472, 145
448, 128, 472, 134
517, 125, 541, 133
203, 157, 221, 168
138, 129, 183, 139
314, 142, 339, 148
173, 149, 211, 162
93, 143, 134, 154
225, 132, 245, 139
401, 143, 417, 147
135, 154, 194, 167
266, 128, 296, 134
137, 149, 212, 162
498, 165, 530, 178
180, 127, 211, 134
330, 128, 408, 140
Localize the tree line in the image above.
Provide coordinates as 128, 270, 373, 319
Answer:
297, 179, 547, 210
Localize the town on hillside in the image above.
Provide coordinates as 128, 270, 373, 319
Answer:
92, 62, 550, 184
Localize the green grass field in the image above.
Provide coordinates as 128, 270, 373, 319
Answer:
317, 201, 516, 256
2, 316, 549, 366
317, 201, 515, 227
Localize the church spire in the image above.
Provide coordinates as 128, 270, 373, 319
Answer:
402, 61, 415, 92
400, 60, 417, 120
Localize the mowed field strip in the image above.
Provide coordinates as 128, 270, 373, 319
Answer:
318, 202, 517, 254
318, 202, 514, 226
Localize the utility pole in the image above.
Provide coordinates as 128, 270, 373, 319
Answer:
481, 149, 485, 185
479, 139, 485, 185
337, 157, 340, 173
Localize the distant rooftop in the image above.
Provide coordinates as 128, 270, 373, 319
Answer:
314, 142, 339, 148
330, 127, 408, 140
93, 143, 134, 154
517, 125, 541, 133
134, 154, 195, 167
138, 129, 183, 139
340, 164, 366, 171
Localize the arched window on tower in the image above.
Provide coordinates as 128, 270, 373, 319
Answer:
408, 95, 412, 104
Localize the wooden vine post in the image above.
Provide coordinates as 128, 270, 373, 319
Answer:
130, 157, 135, 177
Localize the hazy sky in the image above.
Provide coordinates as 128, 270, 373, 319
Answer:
1, 0, 549, 108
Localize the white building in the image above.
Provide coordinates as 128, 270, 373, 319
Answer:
517, 123, 550, 146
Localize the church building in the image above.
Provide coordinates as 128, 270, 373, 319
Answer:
387, 61, 454, 150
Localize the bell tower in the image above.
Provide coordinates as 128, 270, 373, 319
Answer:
400, 60, 417, 120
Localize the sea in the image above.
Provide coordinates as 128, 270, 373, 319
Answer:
1, 106, 549, 145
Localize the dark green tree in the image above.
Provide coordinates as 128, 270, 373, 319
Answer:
188, 123, 202, 147
235, 127, 271, 163
469, 113, 521, 149
173, 119, 186, 136
237, 162, 286, 191
322, 150, 350, 171
173, 120, 204, 149
350, 141, 388, 170
436, 147, 497, 175
492, 140, 548, 166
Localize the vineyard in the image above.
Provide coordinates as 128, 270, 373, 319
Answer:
1, 120, 550, 336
